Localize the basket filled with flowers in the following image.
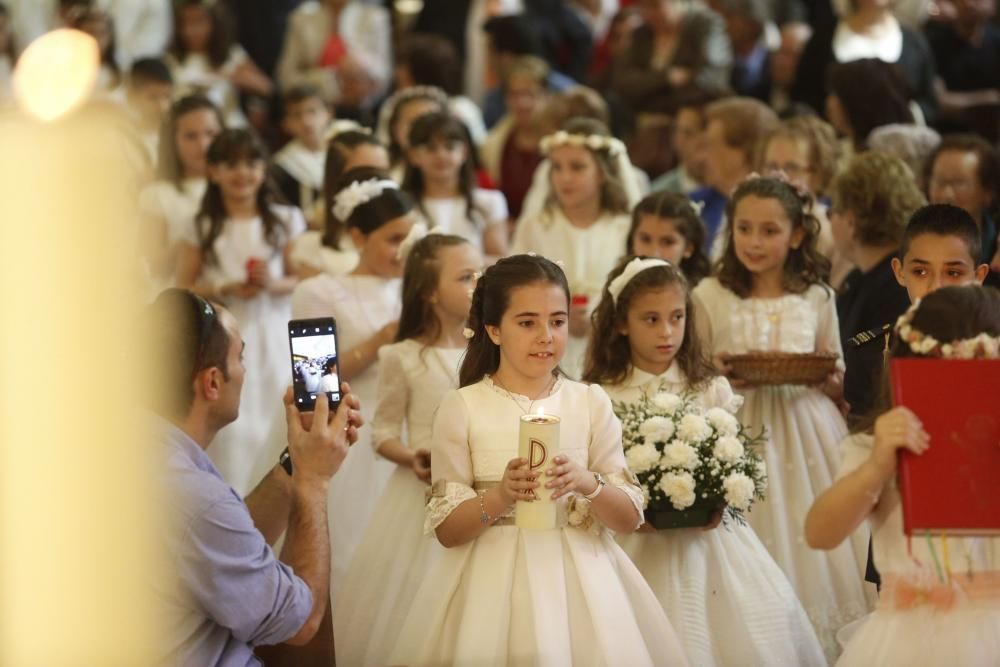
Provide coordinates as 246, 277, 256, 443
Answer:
614, 390, 768, 529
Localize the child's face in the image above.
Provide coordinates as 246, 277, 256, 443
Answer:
176, 108, 222, 177
506, 73, 545, 127
283, 97, 331, 149
620, 284, 687, 375
432, 243, 482, 324
703, 119, 747, 192
762, 135, 816, 195
208, 157, 265, 202
352, 214, 415, 278
129, 81, 173, 128
892, 232, 988, 302
549, 144, 603, 212
929, 150, 992, 222
342, 143, 390, 173
486, 282, 568, 381
631, 215, 693, 265
393, 99, 441, 155
408, 136, 467, 184
179, 5, 212, 53
732, 195, 804, 280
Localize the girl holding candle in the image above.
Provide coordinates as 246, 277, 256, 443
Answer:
806, 285, 1000, 666
691, 176, 872, 658
583, 256, 825, 667
387, 254, 687, 667
334, 229, 481, 667
510, 117, 633, 379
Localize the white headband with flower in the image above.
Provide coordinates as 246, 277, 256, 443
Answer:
539, 130, 626, 157
895, 299, 1000, 359
332, 178, 398, 222
607, 257, 671, 306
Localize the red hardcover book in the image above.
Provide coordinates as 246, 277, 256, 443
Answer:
890, 358, 1000, 535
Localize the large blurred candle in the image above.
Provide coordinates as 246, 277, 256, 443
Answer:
516, 409, 561, 530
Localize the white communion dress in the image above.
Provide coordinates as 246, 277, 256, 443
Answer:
692, 277, 873, 660
835, 433, 1000, 667
333, 340, 464, 667
288, 271, 402, 606
603, 365, 826, 667
386, 377, 689, 667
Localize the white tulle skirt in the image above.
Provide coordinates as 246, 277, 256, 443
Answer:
387, 525, 689, 666
837, 598, 1000, 666
738, 384, 874, 659
333, 466, 443, 667
618, 521, 826, 667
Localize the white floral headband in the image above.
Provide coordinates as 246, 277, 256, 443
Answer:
895, 299, 1000, 359
607, 257, 671, 306
332, 178, 399, 222
539, 130, 626, 158
395, 221, 452, 261
323, 119, 370, 143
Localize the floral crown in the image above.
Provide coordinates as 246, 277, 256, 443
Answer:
895, 299, 1000, 359
539, 130, 626, 157
332, 178, 399, 222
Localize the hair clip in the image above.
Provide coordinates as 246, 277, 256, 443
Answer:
462, 327, 476, 339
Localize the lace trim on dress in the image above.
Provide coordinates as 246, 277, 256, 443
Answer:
606, 468, 646, 530
424, 480, 477, 535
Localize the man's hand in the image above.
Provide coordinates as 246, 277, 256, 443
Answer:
283, 383, 362, 486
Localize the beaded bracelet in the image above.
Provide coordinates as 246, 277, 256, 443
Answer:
478, 490, 492, 525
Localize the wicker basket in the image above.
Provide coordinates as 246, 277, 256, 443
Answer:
727, 352, 838, 386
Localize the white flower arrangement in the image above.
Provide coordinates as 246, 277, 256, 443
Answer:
539, 130, 627, 158
613, 389, 767, 526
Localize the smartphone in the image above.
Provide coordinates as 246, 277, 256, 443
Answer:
288, 317, 341, 412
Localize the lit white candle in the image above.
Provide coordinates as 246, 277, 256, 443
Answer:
516, 407, 561, 530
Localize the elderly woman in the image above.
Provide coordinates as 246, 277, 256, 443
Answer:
828, 151, 926, 422
792, 0, 938, 125
276, 0, 391, 108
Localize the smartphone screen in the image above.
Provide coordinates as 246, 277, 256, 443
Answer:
288, 317, 341, 411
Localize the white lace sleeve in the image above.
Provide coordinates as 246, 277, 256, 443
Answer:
424, 389, 477, 534
371, 345, 407, 454
585, 384, 645, 529
813, 284, 846, 372
704, 376, 744, 414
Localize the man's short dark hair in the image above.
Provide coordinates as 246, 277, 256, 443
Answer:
144, 289, 230, 419
901, 203, 983, 263
281, 84, 325, 113
129, 57, 173, 88
482, 15, 543, 57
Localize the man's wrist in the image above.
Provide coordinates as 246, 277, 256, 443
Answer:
291, 472, 331, 498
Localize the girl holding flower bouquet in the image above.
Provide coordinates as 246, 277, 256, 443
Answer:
691, 176, 873, 658
584, 256, 825, 667
387, 254, 687, 666
806, 285, 1000, 666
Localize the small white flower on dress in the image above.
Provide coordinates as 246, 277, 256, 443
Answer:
705, 407, 739, 436
659, 471, 697, 510
678, 413, 712, 443
723, 473, 756, 510
713, 436, 745, 464
638, 415, 675, 444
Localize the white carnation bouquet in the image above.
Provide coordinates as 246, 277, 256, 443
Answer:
614, 390, 767, 528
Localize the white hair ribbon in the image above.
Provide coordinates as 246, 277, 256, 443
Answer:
606, 257, 671, 306
323, 119, 369, 143
332, 178, 399, 222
